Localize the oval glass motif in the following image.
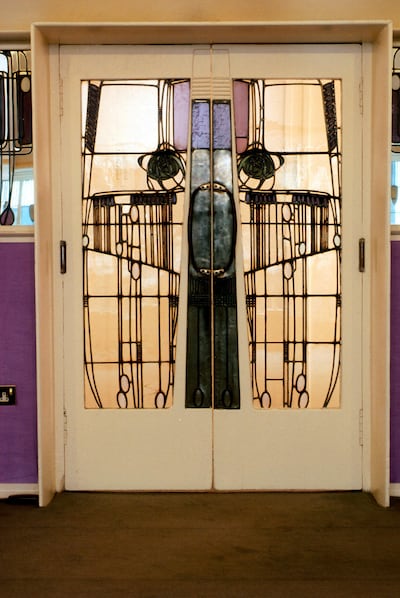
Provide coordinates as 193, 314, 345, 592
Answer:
283, 261, 293, 280
130, 262, 141, 280
116, 242, 123, 256
393, 73, 400, 91
130, 205, 139, 222
221, 389, 233, 409
213, 186, 236, 273
282, 204, 292, 222
155, 392, 166, 409
20, 76, 31, 93
298, 391, 309, 409
120, 374, 130, 393
193, 388, 205, 408
296, 374, 306, 393
298, 242, 306, 256
117, 391, 128, 409
260, 391, 271, 409
333, 233, 341, 248
189, 187, 211, 272
82, 234, 90, 248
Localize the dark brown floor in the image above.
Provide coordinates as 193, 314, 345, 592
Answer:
1, 491, 400, 597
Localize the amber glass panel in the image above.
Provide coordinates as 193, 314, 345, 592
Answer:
235, 79, 342, 409
81, 80, 189, 409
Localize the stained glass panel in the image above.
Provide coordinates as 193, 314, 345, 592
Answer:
392, 48, 400, 224
186, 99, 240, 409
235, 78, 342, 409
81, 79, 189, 409
0, 50, 33, 226
82, 72, 343, 412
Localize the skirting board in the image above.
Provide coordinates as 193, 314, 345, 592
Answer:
0, 484, 38, 499
390, 483, 400, 497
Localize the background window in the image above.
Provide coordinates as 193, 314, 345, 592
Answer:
0, 49, 33, 226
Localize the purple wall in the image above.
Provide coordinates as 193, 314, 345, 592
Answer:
0, 242, 37, 483
391, 241, 400, 483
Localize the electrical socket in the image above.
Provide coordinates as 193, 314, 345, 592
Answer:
0, 386, 16, 405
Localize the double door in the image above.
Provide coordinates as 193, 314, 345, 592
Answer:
60, 44, 363, 490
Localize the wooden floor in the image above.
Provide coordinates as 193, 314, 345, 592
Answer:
1, 491, 400, 597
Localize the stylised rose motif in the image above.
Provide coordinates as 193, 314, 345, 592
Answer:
238, 146, 284, 189
146, 149, 183, 181
138, 145, 185, 189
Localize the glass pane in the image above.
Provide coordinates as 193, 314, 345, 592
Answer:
0, 50, 33, 226
81, 79, 189, 409
392, 48, 400, 145
392, 49, 400, 224
391, 155, 400, 224
186, 98, 240, 409
235, 79, 342, 409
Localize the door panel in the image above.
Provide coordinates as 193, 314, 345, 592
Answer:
62, 46, 213, 490
61, 44, 362, 491
215, 45, 362, 489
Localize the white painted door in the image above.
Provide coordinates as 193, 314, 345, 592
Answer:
60, 44, 363, 491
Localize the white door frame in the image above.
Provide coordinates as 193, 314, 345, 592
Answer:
31, 21, 392, 506
60, 43, 364, 492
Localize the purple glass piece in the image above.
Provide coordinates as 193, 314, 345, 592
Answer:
213, 101, 231, 150
173, 81, 190, 151
191, 100, 210, 149
233, 80, 249, 154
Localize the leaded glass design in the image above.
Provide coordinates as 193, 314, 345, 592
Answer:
186, 99, 240, 409
392, 48, 400, 146
81, 72, 343, 412
82, 79, 189, 408
0, 50, 33, 225
391, 48, 400, 224
234, 79, 342, 409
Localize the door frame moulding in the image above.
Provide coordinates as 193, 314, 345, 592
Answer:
31, 21, 392, 507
